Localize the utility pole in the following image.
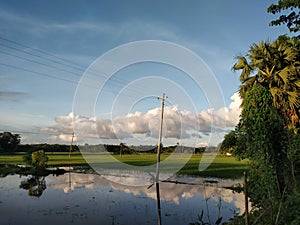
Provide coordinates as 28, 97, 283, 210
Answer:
155, 93, 166, 225
156, 93, 167, 183
69, 132, 74, 158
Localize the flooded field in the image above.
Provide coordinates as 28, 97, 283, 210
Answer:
0, 169, 244, 225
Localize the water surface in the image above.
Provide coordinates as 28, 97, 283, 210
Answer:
0, 169, 244, 225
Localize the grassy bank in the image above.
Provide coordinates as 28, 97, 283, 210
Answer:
178, 154, 249, 179
0, 152, 249, 179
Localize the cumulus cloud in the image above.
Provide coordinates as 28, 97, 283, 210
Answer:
212, 92, 242, 127
42, 93, 242, 143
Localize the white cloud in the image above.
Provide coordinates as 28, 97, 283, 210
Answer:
227, 92, 242, 125
42, 93, 241, 143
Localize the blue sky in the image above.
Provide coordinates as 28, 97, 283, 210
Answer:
0, 0, 289, 146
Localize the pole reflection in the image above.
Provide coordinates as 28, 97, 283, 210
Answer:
156, 181, 162, 225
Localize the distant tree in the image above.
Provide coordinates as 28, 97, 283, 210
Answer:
220, 130, 237, 154
268, 0, 300, 34
0, 132, 21, 152
119, 142, 125, 156
194, 147, 206, 154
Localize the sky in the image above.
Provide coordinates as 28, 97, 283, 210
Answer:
0, 0, 289, 147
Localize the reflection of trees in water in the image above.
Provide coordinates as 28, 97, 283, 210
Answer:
19, 176, 46, 197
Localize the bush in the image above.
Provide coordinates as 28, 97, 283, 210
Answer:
23, 150, 48, 171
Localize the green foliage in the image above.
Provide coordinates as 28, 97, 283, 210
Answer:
22, 152, 32, 165
0, 132, 20, 152
268, 0, 300, 33
31, 150, 48, 170
23, 150, 48, 171
232, 85, 300, 224
235, 86, 284, 159
286, 132, 300, 190
233, 86, 294, 224
281, 192, 300, 224
220, 130, 237, 154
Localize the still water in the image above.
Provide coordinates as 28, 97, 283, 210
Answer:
0, 169, 244, 225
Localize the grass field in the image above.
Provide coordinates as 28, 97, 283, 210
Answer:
0, 152, 249, 179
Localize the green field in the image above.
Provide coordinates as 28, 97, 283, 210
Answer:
0, 152, 249, 179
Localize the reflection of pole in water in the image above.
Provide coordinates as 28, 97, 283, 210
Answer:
156, 182, 162, 225
68, 132, 74, 190
69, 165, 71, 189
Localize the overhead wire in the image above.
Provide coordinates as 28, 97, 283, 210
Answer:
0, 36, 170, 105
0, 48, 83, 77
0, 36, 84, 70
0, 36, 157, 97
0, 62, 80, 85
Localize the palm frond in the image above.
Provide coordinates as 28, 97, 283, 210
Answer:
232, 56, 252, 82
287, 91, 300, 109
259, 65, 276, 79
294, 80, 300, 88
276, 67, 290, 85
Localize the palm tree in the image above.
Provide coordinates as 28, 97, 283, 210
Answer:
232, 35, 300, 130
233, 35, 300, 192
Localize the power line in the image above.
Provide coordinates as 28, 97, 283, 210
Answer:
0, 38, 154, 96
0, 36, 85, 70
0, 41, 111, 85
0, 63, 161, 105
0, 37, 173, 105
0, 43, 84, 72
0, 62, 164, 105
0, 45, 146, 96
0, 62, 80, 85
0, 37, 141, 85
0, 49, 82, 77
0, 36, 110, 82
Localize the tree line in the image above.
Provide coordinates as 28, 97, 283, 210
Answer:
0, 132, 208, 154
